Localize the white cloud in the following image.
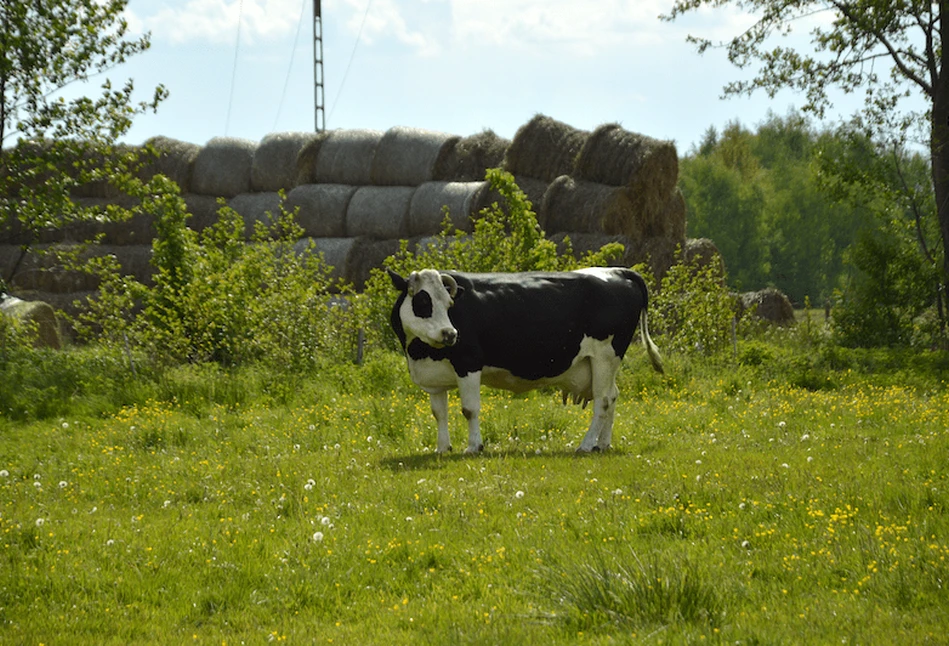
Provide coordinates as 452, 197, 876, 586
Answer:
336, 0, 442, 57
129, 0, 306, 45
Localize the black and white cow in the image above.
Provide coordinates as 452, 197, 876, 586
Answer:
388, 267, 664, 453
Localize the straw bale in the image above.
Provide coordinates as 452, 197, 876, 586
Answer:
740, 288, 794, 325
183, 194, 223, 233
192, 137, 257, 198
141, 136, 201, 193
286, 184, 355, 238
684, 238, 725, 275
314, 129, 384, 186
540, 175, 637, 237
632, 237, 679, 280
432, 129, 510, 182
408, 181, 486, 236
252, 132, 322, 192
474, 175, 549, 230
502, 115, 589, 182
5, 244, 154, 292
345, 238, 402, 289
227, 192, 283, 239
548, 232, 637, 267
293, 132, 332, 185
294, 237, 355, 284
659, 187, 687, 242
575, 123, 678, 189
69, 143, 137, 199
345, 186, 415, 239
58, 197, 151, 246
371, 126, 460, 186
0, 295, 61, 349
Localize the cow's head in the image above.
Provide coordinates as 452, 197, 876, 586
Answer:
388, 269, 462, 347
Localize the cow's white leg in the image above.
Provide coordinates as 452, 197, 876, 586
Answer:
457, 372, 484, 454
577, 355, 621, 452
429, 390, 452, 453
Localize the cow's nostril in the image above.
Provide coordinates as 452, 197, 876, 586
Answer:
442, 329, 458, 345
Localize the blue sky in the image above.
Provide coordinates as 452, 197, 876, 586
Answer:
114, 0, 876, 155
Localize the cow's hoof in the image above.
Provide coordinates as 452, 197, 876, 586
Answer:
464, 443, 484, 455
575, 445, 595, 454
437, 445, 453, 454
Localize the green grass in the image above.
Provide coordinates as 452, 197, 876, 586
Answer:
1, 343, 947, 644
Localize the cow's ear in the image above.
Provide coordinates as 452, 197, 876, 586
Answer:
387, 268, 407, 292
441, 273, 461, 298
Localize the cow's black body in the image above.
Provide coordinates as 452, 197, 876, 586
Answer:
389, 267, 662, 453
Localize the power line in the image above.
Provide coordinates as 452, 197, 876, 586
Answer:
328, 0, 372, 125
225, 0, 245, 136
273, 0, 309, 132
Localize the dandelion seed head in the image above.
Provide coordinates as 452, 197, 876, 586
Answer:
515, 490, 525, 499
312, 531, 324, 542
58, 481, 67, 489
35, 518, 45, 527
0, 470, 8, 478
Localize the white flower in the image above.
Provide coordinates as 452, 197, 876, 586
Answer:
35, 518, 45, 527
163, 500, 172, 508
778, 421, 786, 428
33, 481, 42, 489
312, 531, 324, 542
741, 540, 751, 549
366, 436, 373, 443
613, 488, 623, 496
106, 539, 115, 547
320, 516, 331, 526
58, 481, 67, 489
801, 433, 810, 441
515, 490, 525, 499
61, 422, 69, 430
0, 470, 8, 478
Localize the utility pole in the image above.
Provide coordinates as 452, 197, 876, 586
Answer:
313, 0, 325, 132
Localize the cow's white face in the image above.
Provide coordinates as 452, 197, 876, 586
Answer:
395, 269, 460, 348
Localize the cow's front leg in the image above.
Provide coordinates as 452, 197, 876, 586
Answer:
578, 355, 621, 453
429, 390, 452, 453
457, 372, 484, 454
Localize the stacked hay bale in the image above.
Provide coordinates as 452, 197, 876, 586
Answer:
2, 118, 694, 314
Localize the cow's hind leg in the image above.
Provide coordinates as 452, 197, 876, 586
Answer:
577, 353, 621, 453
429, 390, 452, 453
458, 372, 484, 454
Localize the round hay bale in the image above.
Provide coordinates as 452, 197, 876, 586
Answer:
740, 288, 795, 325
252, 132, 322, 192
502, 115, 589, 182
432, 129, 510, 182
345, 238, 402, 289
183, 194, 224, 233
540, 175, 637, 237
370, 126, 460, 186
631, 237, 679, 280
6, 243, 154, 292
63, 197, 152, 246
0, 295, 61, 349
660, 187, 687, 242
575, 124, 679, 231
474, 175, 549, 230
294, 237, 358, 285
141, 136, 201, 193
685, 238, 725, 274
575, 123, 679, 188
69, 142, 137, 199
314, 129, 384, 186
192, 137, 257, 198
286, 184, 356, 238
293, 132, 332, 185
548, 232, 636, 267
408, 181, 487, 236
345, 186, 415, 239
227, 192, 283, 239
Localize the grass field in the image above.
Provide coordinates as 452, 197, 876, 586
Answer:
1, 338, 947, 644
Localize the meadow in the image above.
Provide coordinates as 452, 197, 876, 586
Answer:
1, 334, 947, 645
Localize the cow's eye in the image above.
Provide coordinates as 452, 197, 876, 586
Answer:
412, 291, 433, 318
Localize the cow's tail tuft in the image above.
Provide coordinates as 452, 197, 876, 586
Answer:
639, 308, 664, 374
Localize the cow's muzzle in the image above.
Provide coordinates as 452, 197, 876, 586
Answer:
441, 328, 458, 347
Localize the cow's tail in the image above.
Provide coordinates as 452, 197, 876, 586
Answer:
640, 308, 664, 374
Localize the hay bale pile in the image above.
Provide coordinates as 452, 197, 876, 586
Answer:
0, 295, 61, 349
740, 288, 795, 325
3, 117, 697, 315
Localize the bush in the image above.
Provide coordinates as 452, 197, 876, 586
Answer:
76, 177, 355, 371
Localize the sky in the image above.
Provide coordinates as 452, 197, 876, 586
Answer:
110, 0, 879, 155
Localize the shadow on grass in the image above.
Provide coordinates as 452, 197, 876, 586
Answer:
378, 446, 634, 472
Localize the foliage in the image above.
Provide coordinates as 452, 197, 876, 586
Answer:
680, 113, 878, 303
0, 0, 167, 281
75, 181, 356, 370
356, 169, 624, 352
638, 249, 738, 357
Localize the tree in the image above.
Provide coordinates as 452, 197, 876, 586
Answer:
0, 0, 167, 286
662, 0, 946, 321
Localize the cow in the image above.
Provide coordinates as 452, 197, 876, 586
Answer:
388, 267, 664, 454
